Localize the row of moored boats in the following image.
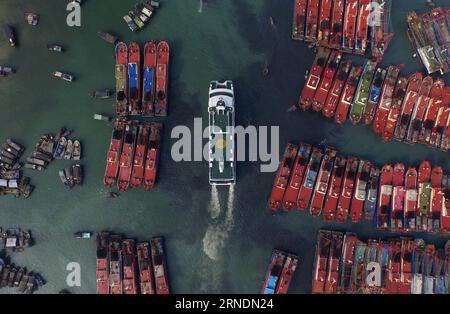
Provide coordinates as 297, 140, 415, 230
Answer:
115, 41, 170, 116
292, 0, 393, 59
104, 121, 162, 191
296, 47, 450, 152
96, 232, 169, 294
269, 142, 450, 234
261, 249, 298, 294
0, 260, 44, 294
312, 230, 450, 294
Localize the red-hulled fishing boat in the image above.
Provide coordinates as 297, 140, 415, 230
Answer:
350, 160, 371, 223
437, 86, 450, 151
269, 143, 298, 212
376, 164, 393, 230
104, 120, 125, 187
441, 175, 450, 234
419, 78, 445, 144
310, 148, 337, 216
137, 242, 155, 294
155, 41, 170, 117
128, 42, 141, 115
275, 253, 299, 294
109, 234, 123, 294
381, 77, 408, 141
334, 66, 362, 124
130, 125, 149, 189
297, 147, 323, 211
406, 76, 433, 144
298, 47, 331, 111
372, 65, 402, 135
404, 167, 418, 232
312, 230, 332, 294
398, 239, 414, 294
339, 233, 359, 294
117, 123, 137, 191
390, 163, 406, 232
143, 123, 162, 190
317, 0, 333, 45
312, 50, 343, 112
336, 157, 358, 223
282, 143, 312, 211
324, 232, 343, 294
328, 0, 345, 49
416, 160, 432, 232
115, 42, 128, 116
122, 239, 138, 294
96, 232, 110, 294
393, 72, 423, 141
428, 166, 444, 233
150, 236, 170, 294
323, 59, 352, 118
354, 0, 371, 55
304, 0, 320, 42
292, 0, 308, 40
323, 156, 347, 221
429, 94, 450, 148
386, 239, 402, 294
142, 41, 157, 116
342, 0, 358, 52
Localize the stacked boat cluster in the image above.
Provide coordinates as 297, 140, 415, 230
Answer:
123, 1, 160, 32
292, 0, 393, 59
268, 142, 450, 235
0, 260, 45, 294
296, 47, 450, 152
261, 249, 299, 294
26, 128, 82, 172
0, 228, 32, 253
0, 139, 33, 198
114, 41, 170, 117
103, 121, 162, 191
58, 164, 83, 190
96, 232, 169, 294
312, 230, 450, 294
406, 7, 449, 75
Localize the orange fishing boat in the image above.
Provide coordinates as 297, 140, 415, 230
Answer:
324, 231, 343, 294
336, 157, 358, 223
350, 160, 371, 223
117, 123, 137, 191
292, 0, 308, 40
275, 253, 299, 294
393, 72, 423, 141
282, 143, 312, 211
137, 242, 155, 294
404, 167, 418, 232
122, 239, 138, 294
312, 50, 343, 112
115, 42, 128, 116
104, 120, 125, 188
334, 66, 362, 124
96, 232, 110, 294
298, 47, 331, 110
155, 41, 170, 117
143, 123, 162, 190
305, 0, 320, 41
328, 0, 345, 49
419, 78, 445, 144
130, 125, 149, 189
317, 0, 333, 45
322, 59, 352, 118
376, 164, 393, 230
342, 0, 358, 52
269, 143, 298, 212
323, 156, 346, 221
297, 147, 324, 211
390, 163, 406, 232
310, 148, 337, 217
354, 0, 371, 55
142, 41, 157, 116
312, 230, 332, 294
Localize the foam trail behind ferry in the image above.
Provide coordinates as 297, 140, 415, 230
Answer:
198, 0, 203, 13
202, 185, 235, 261
209, 185, 220, 219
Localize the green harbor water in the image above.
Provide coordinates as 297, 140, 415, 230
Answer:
0, 0, 449, 294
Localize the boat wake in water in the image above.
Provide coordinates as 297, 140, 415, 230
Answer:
209, 185, 220, 219
198, 0, 203, 13
202, 185, 235, 261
